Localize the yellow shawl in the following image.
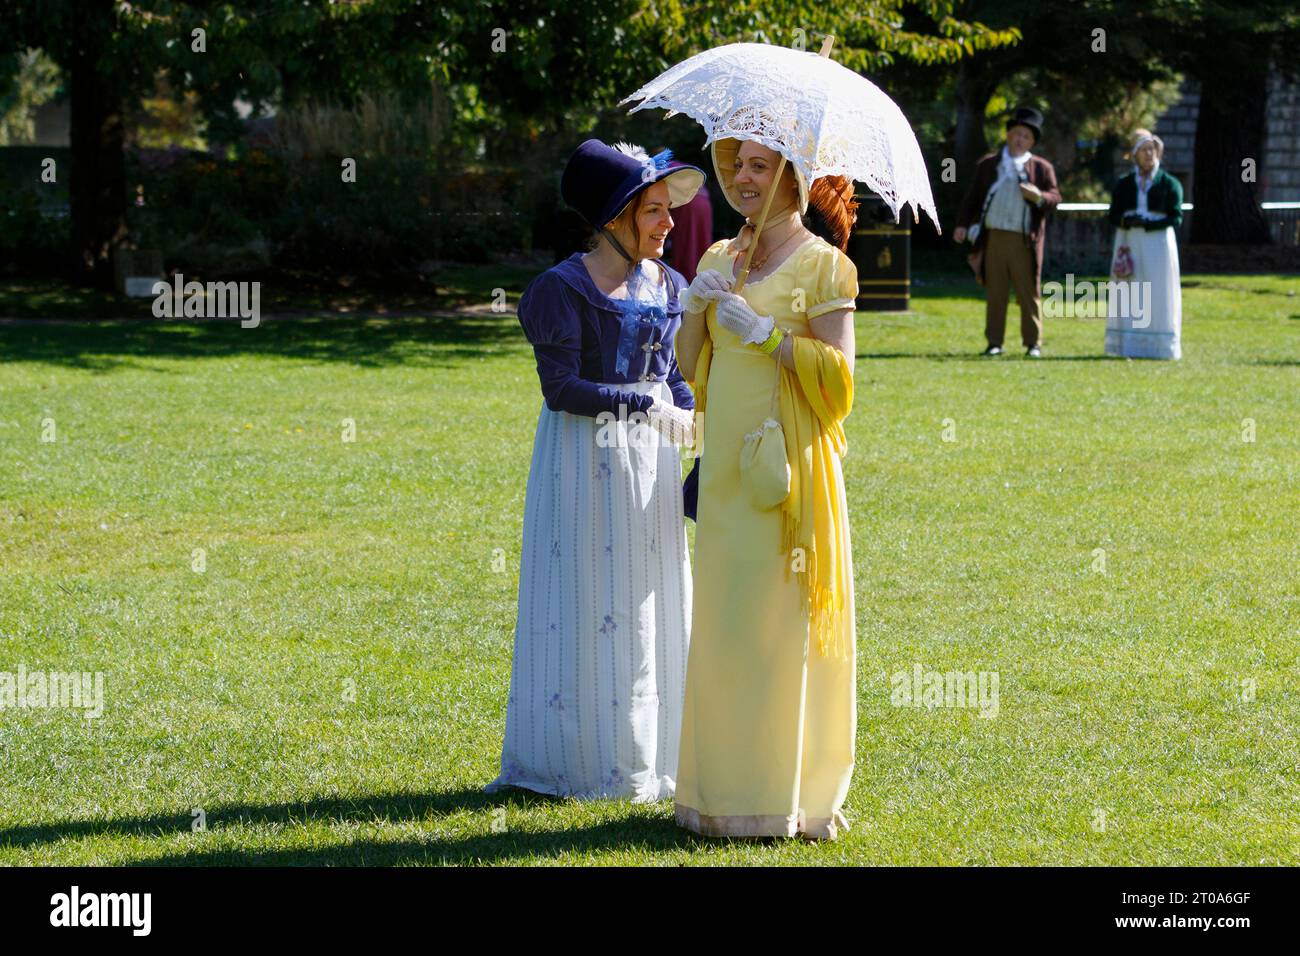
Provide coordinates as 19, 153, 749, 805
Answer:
689, 327, 854, 659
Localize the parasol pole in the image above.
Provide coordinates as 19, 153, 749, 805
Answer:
734, 34, 836, 293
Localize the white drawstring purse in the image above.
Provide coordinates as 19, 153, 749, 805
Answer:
739, 357, 791, 510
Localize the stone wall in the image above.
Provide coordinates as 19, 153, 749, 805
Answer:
1151, 73, 1300, 203
1263, 73, 1300, 202
1155, 82, 1199, 195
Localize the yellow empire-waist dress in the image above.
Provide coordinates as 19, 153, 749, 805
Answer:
675, 235, 859, 840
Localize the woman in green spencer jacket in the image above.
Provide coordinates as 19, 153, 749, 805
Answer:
1105, 129, 1184, 359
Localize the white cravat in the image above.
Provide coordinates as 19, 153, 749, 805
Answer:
997, 145, 1033, 186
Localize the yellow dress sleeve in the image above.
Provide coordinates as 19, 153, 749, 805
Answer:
805, 242, 859, 319
694, 239, 733, 280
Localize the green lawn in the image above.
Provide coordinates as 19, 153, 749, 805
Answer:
0, 271, 1296, 865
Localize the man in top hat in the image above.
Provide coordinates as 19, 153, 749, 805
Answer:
954, 106, 1061, 357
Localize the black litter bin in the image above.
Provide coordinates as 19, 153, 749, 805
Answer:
848, 194, 910, 311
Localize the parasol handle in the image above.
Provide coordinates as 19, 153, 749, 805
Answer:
733, 35, 836, 294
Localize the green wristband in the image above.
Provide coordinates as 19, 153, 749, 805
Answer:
756, 325, 784, 355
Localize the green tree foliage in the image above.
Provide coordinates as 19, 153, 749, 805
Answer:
1142, 0, 1300, 242
0, 0, 1019, 283
0, 48, 60, 145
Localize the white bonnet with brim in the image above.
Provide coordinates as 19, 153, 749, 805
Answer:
1132, 130, 1164, 161
711, 137, 809, 217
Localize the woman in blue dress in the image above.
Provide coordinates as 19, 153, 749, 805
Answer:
484, 139, 710, 801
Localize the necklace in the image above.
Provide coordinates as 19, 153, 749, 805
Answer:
748, 225, 804, 273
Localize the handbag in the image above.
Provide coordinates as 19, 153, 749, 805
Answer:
738, 356, 790, 510
1112, 245, 1134, 279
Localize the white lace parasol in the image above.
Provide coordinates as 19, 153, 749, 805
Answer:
619, 40, 939, 232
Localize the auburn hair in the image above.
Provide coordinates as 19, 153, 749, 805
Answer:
586, 194, 643, 258
803, 175, 859, 251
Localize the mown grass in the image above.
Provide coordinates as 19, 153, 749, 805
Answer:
0, 270, 1296, 865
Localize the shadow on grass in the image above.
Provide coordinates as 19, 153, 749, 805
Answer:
0, 786, 708, 864
1181, 279, 1298, 297
857, 351, 1119, 362
0, 313, 525, 372
138, 819, 704, 866
0, 265, 541, 320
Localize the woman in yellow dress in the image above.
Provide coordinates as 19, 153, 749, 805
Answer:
673, 138, 860, 840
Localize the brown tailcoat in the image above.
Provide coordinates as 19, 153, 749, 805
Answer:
956, 152, 1062, 287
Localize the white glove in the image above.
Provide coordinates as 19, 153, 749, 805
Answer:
703, 290, 775, 346
681, 269, 732, 314
647, 400, 697, 449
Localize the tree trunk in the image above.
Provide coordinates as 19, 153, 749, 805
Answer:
68, 0, 127, 289
954, 58, 998, 178
1189, 63, 1271, 244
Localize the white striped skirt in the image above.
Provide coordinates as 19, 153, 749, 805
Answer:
485, 380, 692, 802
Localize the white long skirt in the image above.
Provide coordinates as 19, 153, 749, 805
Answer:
485, 380, 691, 802
1106, 225, 1182, 360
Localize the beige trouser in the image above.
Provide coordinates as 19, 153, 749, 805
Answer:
984, 228, 1042, 348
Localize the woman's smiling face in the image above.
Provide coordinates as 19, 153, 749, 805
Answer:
635, 180, 674, 259
732, 141, 794, 218
608, 179, 673, 260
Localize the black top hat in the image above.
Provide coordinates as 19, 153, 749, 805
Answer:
1005, 106, 1044, 144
